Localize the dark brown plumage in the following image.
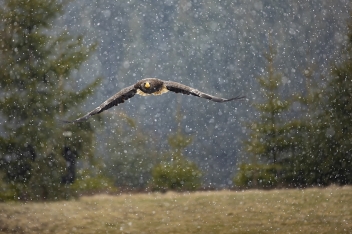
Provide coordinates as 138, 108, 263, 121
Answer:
62, 78, 245, 123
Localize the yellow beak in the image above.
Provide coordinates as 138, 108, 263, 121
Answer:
144, 82, 151, 88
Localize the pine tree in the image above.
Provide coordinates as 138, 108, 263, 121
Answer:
105, 112, 157, 190
314, 13, 352, 185
235, 43, 294, 188
245, 44, 291, 165
0, 0, 100, 200
151, 106, 202, 192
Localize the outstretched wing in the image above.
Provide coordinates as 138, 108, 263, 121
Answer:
62, 85, 137, 123
164, 81, 245, 102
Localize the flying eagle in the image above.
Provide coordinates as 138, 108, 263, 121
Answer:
63, 78, 244, 123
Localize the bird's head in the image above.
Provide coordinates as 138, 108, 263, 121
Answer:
144, 82, 151, 89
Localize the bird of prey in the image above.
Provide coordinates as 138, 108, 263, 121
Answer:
63, 78, 244, 123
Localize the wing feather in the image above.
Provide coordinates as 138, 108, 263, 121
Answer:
62, 85, 137, 123
164, 81, 245, 102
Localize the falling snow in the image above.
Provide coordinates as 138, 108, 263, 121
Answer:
1, 1, 352, 231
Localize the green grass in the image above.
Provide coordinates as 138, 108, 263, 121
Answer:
0, 186, 351, 233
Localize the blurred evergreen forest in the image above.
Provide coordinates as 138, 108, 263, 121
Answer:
0, 0, 351, 200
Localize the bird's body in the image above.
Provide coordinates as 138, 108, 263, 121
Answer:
63, 78, 244, 123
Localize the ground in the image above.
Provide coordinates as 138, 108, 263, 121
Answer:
0, 186, 351, 233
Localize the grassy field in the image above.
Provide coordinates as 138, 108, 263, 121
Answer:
0, 186, 351, 234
